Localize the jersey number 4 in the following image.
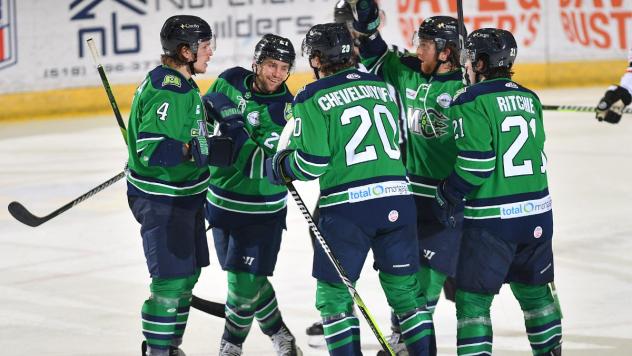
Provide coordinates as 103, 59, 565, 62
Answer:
341, 104, 401, 166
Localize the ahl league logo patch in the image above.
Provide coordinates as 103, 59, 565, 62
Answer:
0, 0, 17, 70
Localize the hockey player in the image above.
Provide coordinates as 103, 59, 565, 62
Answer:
202, 34, 302, 356
126, 15, 239, 356
595, 48, 632, 124
350, 0, 466, 353
433, 28, 563, 355
267, 22, 436, 356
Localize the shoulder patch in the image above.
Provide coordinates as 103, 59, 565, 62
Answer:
162, 75, 181, 88
346, 73, 361, 80
247, 111, 260, 126
283, 102, 294, 121
437, 92, 452, 108
505, 81, 519, 89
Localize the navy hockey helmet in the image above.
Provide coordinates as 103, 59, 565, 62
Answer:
160, 15, 214, 57
302, 23, 354, 64
414, 16, 464, 52
466, 28, 517, 69
334, 0, 354, 24
254, 34, 296, 69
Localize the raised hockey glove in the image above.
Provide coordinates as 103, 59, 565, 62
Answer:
596, 85, 632, 124
188, 120, 211, 168
203, 92, 246, 135
432, 180, 463, 228
348, 0, 380, 35
203, 92, 249, 165
266, 149, 297, 185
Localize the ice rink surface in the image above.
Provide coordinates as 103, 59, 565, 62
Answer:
1, 87, 631, 355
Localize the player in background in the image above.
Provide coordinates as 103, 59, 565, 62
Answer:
433, 28, 563, 355
595, 47, 632, 124
126, 15, 238, 356
350, 0, 466, 353
267, 22, 436, 356
202, 34, 302, 356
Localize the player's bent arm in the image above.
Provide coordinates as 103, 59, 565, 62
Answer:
451, 103, 496, 188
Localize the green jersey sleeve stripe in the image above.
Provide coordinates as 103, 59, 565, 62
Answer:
137, 137, 165, 143
457, 155, 496, 162
290, 151, 324, 179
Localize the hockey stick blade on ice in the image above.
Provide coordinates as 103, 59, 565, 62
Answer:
190, 295, 226, 318
543, 104, 632, 114
8, 171, 125, 227
286, 182, 395, 355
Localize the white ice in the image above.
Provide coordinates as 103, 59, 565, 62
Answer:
1, 87, 631, 355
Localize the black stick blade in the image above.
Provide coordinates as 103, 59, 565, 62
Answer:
191, 295, 225, 318
8, 201, 46, 227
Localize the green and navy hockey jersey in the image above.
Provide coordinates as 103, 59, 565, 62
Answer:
286, 68, 416, 227
205, 67, 293, 227
126, 65, 210, 199
359, 33, 465, 216
447, 78, 552, 243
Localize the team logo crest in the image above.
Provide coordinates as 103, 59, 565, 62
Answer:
0, 0, 18, 70
407, 107, 450, 139
247, 111, 260, 126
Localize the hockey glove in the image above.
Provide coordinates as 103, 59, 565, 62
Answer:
203, 92, 249, 164
348, 0, 381, 36
432, 180, 463, 228
203, 92, 246, 136
188, 120, 210, 168
265, 149, 297, 185
596, 85, 632, 124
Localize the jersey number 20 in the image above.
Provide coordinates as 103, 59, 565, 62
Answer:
341, 104, 400, 166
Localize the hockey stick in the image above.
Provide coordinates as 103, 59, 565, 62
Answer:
8, 171, 125, 227
86, 38, 128, 144
6, 38, 129, 227
190, 295, 226, 318
456, 0, 470, 86
286, 182, 395, 355
543, 104, 632, 114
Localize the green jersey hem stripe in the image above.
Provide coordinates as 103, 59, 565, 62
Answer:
206, 198, 287, 214
208, 189, 288, 206
127, 178, 207, 197
127, 173, 210, 191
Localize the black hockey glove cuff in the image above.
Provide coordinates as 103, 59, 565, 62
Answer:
188, 120, 210, 168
